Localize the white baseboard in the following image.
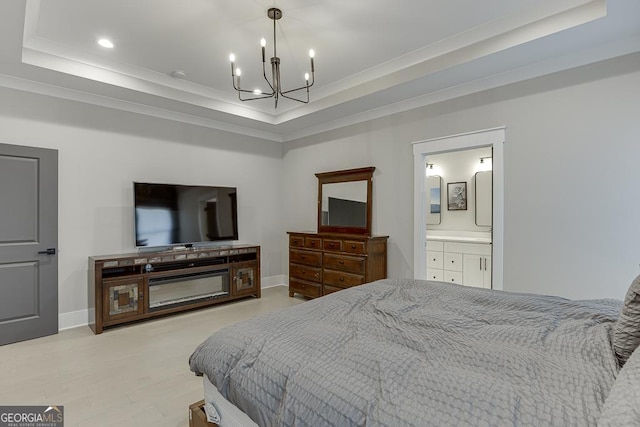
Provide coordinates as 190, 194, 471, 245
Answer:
59, 308, 89, 331
262, 274, 287, 288
58, 275, 289, 331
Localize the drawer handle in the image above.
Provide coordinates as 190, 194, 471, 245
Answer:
339, 277, 345, 282
433, 258, 436, 261
451, 260, 454, 263
351, 245, 356, 249
310, 242, 316, 246
301, 255, 306, 259
330, 243, 335, 247
339, 260, 344, 265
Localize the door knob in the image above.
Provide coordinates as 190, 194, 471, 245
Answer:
38, 248, 56, 255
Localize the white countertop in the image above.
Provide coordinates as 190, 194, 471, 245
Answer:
426, 235, 491, 244
426, 231, 492, 244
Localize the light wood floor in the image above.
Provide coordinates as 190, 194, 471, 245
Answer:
0, 286, 304, 427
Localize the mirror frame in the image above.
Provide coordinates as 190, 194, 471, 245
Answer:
316, 167, 374, 235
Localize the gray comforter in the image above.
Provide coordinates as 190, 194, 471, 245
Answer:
189, 278, 621, 426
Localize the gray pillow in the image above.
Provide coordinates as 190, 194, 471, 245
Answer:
613, 275, 640, 366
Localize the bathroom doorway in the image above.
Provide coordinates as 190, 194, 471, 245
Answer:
412, 128, 505, 290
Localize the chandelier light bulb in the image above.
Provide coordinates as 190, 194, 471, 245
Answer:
260, 38, 266, 47
235, 68, 241, 76
253, 89, 262, 95
309, 49, 315, 58
229, 53, 236, 63
304, 73, 309, 81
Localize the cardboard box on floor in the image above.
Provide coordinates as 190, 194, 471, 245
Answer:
189, 400, 218, 427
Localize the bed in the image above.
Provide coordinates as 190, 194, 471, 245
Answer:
189, 277, 640, 426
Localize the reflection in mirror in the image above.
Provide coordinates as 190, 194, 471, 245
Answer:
321, 181, 368, 227
426, 175, 442, 225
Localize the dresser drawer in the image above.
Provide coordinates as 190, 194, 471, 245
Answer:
427, 268, 443, 282
323, 285, 342, 295
290, 263, 322, 283
343, 240, 366, 255
289, 235, 304, 247
444, 270, 462, 284
323, 253, 365, 274
289, 279, 321, 298
427, 252, 443, 269
323, 239, 342, 252
290, 249, 322, 267
304, 237, 322, 250
323, 269, 364, 287
444, 252, 463, 272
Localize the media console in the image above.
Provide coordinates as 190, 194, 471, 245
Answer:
88, 245, 260, 334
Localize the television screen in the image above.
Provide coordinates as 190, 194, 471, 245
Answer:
134, 182, 238, 247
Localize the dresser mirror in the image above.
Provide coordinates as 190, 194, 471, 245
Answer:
316, 167, 374, 235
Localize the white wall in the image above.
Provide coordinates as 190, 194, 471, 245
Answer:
0, 87, 284, 326
2, 52, 640, 327
283, 53, 640, 300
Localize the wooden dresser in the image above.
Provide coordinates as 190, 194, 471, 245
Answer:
288, 232, 388, 298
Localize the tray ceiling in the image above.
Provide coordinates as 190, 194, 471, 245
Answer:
0, 0, 638, 141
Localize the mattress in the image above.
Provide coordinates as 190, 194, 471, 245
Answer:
190, 278, 622, 426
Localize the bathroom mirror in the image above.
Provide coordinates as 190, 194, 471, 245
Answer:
426, 175, 442, 225
475, 171, 492, 226
317, 167, 374, 235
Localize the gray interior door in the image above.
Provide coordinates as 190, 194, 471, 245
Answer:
0, 143, 58, 345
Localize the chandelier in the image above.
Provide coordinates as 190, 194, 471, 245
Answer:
228, 8, 315, 108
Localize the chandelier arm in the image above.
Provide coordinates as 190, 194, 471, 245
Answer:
279, 92, 309, 104
235, 88, 272, 95
237, 93, 278, 101
280, 81, 313, 95
261, 61, 275, 93
232, 72, 274, 97
231, 72, 241, 91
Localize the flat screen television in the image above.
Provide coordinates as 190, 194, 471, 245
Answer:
133, 182, 238, 248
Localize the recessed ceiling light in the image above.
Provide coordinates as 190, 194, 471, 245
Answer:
169, 70, 187, 79
97, 38, 114, 49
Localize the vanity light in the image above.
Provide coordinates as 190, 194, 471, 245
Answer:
477, 156, 493, 172
426, 163, 441, 177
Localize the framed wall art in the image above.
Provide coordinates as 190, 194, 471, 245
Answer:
447, 182, 467, 211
